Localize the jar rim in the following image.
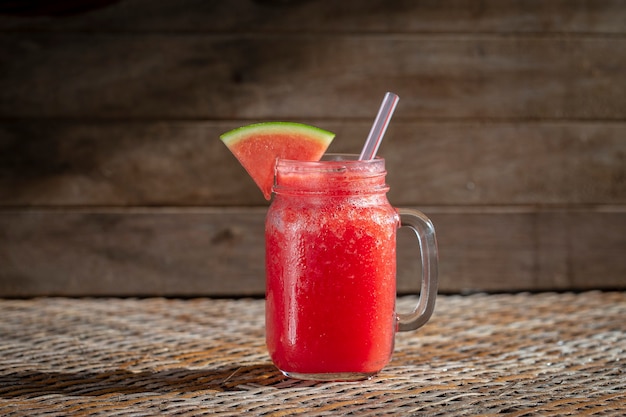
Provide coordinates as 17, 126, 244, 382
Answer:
273, 154, 388, 196
276, 153, 385, 174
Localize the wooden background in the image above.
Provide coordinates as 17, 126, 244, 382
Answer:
0, 0, 624, 296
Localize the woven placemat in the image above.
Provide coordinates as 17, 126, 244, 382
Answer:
1, 292, 624, 416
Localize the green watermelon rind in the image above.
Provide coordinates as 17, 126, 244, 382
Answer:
219, 121, 335, 146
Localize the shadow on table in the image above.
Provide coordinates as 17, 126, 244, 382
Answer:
0, 363, 310, 397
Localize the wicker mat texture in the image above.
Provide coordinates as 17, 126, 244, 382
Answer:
0, 292, 624, 416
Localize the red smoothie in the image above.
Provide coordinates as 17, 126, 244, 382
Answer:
265, 155, 400, 380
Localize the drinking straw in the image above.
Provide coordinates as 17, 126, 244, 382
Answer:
358, 92, 399, 160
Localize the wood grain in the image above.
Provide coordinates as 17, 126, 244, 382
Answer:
2, 121, 624, 206
0, 208, 265, 297
0, 0, 624, 295
1, 0, 624, 34
1, 207, 624, 297
0, 34, 623, 120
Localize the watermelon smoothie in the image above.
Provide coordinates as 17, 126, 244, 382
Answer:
265, 155, 401, 380
221, 123, 437, 381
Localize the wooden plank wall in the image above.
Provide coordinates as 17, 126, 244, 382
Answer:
0, 0, 625, 296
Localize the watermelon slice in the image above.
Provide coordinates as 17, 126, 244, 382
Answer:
220, 122, 335, 200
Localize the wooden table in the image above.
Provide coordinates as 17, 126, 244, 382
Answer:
1, 292, 624, 416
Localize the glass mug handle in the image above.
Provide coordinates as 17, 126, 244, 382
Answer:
397, 208, 439, 332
